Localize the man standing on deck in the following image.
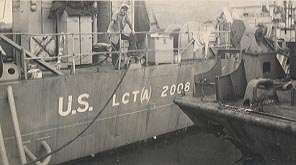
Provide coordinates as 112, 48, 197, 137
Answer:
107, 3, 136, 68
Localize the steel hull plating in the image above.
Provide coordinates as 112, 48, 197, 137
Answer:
0, 61, 216, 164
175, 97, 296, 165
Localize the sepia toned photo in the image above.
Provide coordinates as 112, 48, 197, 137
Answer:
0, 0, 295, 164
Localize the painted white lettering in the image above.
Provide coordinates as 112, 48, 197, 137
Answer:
122, 93, 130, 104
141, 88, 149, 103
132, 91, 139, 102
112, 94, 120, 106
177, 83, 184, 94
170, 84, 176, 95
58, 96, 72, 117
77, 94, 90, 113
161, 86, 169, 97
184, 82, 190, 92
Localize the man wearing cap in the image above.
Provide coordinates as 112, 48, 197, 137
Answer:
107, 3, 136, 68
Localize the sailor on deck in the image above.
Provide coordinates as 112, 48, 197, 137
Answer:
107, 3, 136, 68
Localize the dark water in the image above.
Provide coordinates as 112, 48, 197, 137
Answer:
61, 127, 242, 165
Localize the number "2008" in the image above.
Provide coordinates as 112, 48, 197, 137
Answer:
161, 82, 190, 97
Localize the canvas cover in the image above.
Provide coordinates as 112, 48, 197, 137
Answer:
48, 1, 98, 18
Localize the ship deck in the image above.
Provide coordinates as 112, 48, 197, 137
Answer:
188, 89, 296, 122
175, 88, 296, 165
42, 62, 118, 77
41, 59, 203, 78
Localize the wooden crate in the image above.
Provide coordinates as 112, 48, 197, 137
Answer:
58, 12, 81, 65
148, 35, 174, 65
80, 16, 93, 64
57, 12, 93, 65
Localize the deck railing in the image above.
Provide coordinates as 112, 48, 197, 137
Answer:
0, 30, 231, 80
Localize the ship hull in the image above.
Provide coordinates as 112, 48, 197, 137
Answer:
0, 61, 216, 164
175, 97, 296, 165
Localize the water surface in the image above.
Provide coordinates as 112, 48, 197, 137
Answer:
62, 127, 242, 165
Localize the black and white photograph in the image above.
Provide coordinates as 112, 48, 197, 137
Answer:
0, 0, 295, 164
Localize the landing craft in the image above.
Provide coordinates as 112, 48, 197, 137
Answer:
0, 0, 232, 164
175, 1, 296, 164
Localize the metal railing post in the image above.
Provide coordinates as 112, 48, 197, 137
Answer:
118, 34, 122, 70
72, 34, 76, 75
21, 48, 28, 80
145, 33, 148, 66
72, 56, 76, 75
92, 2, 98, 44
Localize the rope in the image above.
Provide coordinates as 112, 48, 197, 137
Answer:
24, 66, 130, 165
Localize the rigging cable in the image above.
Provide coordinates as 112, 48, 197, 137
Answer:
24, 66, 129, 165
